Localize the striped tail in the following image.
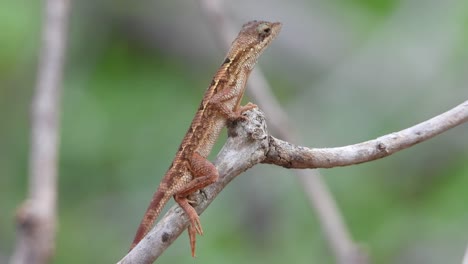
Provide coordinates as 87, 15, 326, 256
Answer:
130, 189, 171, 250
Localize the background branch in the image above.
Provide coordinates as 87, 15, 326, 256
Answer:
463, 245, 468, 264
9, 0, 70, 263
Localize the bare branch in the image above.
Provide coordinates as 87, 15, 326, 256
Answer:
118, 99, 466, 263
264, 100, 468, 168
118, 110, 270, 264
9, 0, 70, 263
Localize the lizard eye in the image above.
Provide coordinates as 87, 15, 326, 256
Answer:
257, 23, 271, 39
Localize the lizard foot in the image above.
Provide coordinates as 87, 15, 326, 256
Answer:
174, 195, 204, 235
188, 214, 203, 257
229, 102, 257, 122
188, 212, 204, 235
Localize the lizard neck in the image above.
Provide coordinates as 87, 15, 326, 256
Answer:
171, 45, 258, 163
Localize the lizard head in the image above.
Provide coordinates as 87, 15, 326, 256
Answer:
228, 20, 282, 70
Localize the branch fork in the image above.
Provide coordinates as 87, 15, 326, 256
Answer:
118, 100, 468, 263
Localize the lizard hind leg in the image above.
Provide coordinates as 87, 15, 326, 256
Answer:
175, 152, 219, 257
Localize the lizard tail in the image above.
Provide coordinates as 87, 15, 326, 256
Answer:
130, 189, 170, 250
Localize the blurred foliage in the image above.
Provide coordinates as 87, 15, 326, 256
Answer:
1, 1, 467, 264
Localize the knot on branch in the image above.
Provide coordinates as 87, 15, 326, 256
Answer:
227, 108, 268, 141
376, 141, 388, 153
15, 200, 37, 230
221, 108, 270, 168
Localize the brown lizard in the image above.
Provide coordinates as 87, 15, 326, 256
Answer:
130, 20, 282, 257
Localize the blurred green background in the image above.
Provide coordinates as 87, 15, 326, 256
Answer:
1, 0, 467, 263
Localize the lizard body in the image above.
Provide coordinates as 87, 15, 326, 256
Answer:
130, 20, 281, 257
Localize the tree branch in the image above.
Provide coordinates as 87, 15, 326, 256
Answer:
264, 100, 468, 168
118, 109, 270, 264
9, 0, 70, 263
118, 99, 467, 263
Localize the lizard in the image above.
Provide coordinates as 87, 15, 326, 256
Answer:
129, 20, 282, 257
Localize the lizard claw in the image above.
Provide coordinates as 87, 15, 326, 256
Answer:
189, 214, 204, 235
229, 102, 257, 122
237, 102, 257, 115
241, 102, 257, 110
188, 216, 203, 258
186, 191, 202, 206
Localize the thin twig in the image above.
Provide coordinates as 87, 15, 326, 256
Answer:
9, 0, 70, 263
196, 0, 366, 263
118, 99, 466, 263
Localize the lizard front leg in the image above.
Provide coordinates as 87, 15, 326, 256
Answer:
174, 152, 219, 257
210, 86, 257, 121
